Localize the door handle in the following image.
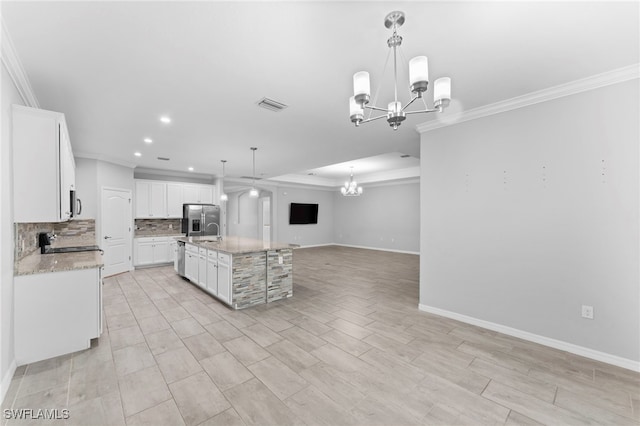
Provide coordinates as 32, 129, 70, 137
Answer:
104, 236, 112, 240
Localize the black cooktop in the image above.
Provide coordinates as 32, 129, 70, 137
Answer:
43, 245, 102, 254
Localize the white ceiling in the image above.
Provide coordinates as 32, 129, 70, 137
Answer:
2, 1, 638, 187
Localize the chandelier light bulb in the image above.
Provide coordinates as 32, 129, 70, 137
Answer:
434, 77, 452, 108
409, 56, 429, 85
388, 101, 402, 114
249, 188, 259, 198
220, 193, 228, 201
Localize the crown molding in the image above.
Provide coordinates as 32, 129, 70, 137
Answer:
1, 18, 39, 108
416, 64, 640, 134
74, 151, 137, 169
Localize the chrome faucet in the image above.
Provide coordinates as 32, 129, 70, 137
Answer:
208, 223, 222, 241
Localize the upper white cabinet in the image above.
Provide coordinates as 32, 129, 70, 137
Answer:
135, 181, 167, 218
134, 179, 216, 219
183, 184, 213, 204
166, 183, 183, 217
13, 105, 76, 222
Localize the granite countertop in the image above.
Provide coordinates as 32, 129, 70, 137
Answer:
15, 250, 104, 276
134, 232, 185, 238
176, 236, 297, 254
15, 235, 104, 276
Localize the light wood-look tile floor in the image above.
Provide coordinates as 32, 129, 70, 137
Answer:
3, 246, 639, 425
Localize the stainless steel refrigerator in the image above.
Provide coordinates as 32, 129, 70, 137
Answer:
181, 203, 221, 237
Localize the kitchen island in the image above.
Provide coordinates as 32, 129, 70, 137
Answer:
175, 236, 296, 310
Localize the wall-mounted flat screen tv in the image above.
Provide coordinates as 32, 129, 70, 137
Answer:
289, 203, 318, 225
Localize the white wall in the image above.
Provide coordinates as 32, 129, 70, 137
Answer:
333, 181, 420, 253
0, 63, 22, 401
420, 80, 639, 365
227, 190, 261, 239
74, 158, 133, 245
74, 157, 98, 219
276, 186, 334, 247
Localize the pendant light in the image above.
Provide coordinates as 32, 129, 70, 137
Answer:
249, 147, 259, 198
220, 160, 228, 201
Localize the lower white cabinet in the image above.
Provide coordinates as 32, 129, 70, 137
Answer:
217, 253, 231, 304
169, 240, 177, 263
179, 246, 232, 305
197, 248, 207, 289
15, 267, 102, 365
134, 237, 172, 266
185, 244, 198, 283
206, 251, 218, 295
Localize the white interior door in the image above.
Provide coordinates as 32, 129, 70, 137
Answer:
101, 187, 132, 277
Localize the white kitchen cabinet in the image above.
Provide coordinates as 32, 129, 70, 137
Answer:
185, 244, 199, 283
166, 183, 183, 217
183, 184, 214, 204
135, 180, 216, 219
13, 105, 76, 222
197, 247, 207, 288
134, 237, 171, 266
206, 250, 218, 296
169, 239, 178, 263
217, 252, 231, 304
135, 180, 167, 218
15, 267, 102, 365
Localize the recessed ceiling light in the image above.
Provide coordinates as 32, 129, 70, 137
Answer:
134, 152, 142, 157
160, 116, 171, 124
188, 167, 194, 171
144, 138, 153, 143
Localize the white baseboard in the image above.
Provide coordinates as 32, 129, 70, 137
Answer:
0, 359, 17, 406
334, 243, 419, 255
418, 304, 640, 372
296, 243, 334, 249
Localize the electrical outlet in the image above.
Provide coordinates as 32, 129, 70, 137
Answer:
278, 256, 283, 264
581, 305, 594, 319
169, 224, 173, 229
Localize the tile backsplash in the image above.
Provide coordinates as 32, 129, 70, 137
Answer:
134, 218, 182, 236
15, 219, 96, 261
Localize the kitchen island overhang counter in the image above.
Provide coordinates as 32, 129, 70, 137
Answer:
175, 236, 297, 310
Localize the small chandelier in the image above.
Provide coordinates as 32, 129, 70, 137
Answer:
341, 168, 363, 196
349, 11, 452, 130
220, 160, 228, 201
249, 147, 259, 198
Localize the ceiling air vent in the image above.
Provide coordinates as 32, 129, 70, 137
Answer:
157, 157, 170, 161
257, 97, 287, 112
240, 176, 262, 180
400, 154, 411, 158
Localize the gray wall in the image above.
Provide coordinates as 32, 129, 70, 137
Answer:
333, 181, 420, 253
420, 79, 639, 362
0, 63, 22, 398
276, 186, 334, 247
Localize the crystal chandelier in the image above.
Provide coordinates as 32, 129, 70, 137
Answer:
249, 147, 259, 198
349, 11, 452, 130
220, 160, 228, 201
341, 168, 363, 196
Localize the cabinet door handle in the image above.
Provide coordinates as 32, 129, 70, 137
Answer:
104, 236, 112, 240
